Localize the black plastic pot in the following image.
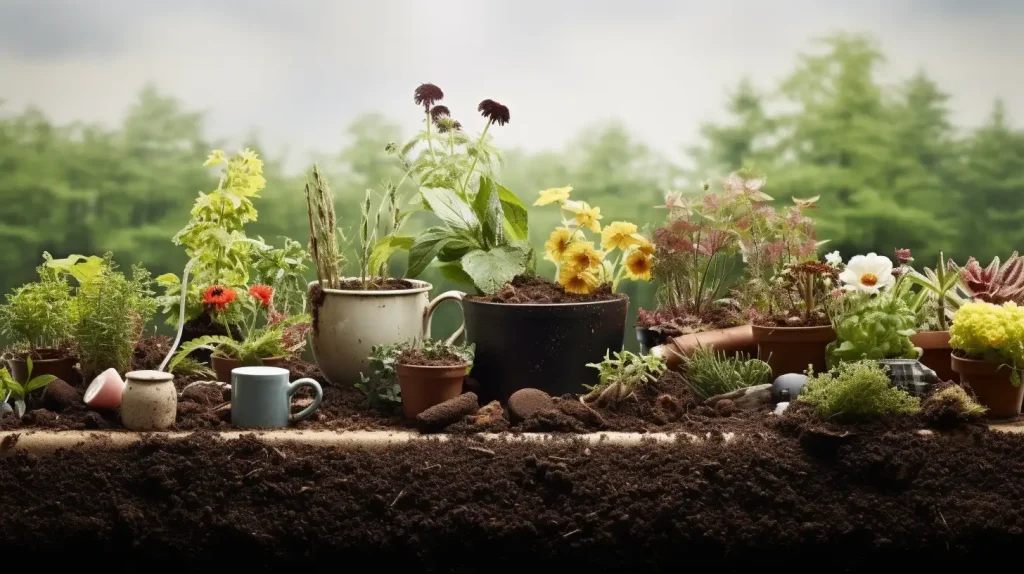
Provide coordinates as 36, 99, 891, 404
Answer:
458, 297, 628, 403
636, 328, 669, 355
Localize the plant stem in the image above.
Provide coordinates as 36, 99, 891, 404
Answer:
459, 121, 492, 199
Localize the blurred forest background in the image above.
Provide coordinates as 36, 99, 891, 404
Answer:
2, 34, 1023, 347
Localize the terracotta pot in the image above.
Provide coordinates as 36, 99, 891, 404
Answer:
397, 363, 469, 419
911, 331, 957, 383
211, 355, 287, 384
652, 325, 758, 370
424, 292, 628, 403
951, 354, 1024, 419
7, 350, 77, 384
751, 324, 836, 378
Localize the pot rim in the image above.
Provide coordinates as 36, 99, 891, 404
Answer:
308, 278, 432, 297
396, 362, 471, 372
461, 295, 628, 309
6, 351, 75, 364
211, 354, 286, 362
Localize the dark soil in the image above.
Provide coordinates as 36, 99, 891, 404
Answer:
336, 278, 415, 291
397, 348, 467, 367
635, 304, 745, 335
3, 431, 1024, 568
468, 275, 624, 304
753, 310, 832, 327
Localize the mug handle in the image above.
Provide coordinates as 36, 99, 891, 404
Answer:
288, 378, 323, 422
423, 290, 467, 345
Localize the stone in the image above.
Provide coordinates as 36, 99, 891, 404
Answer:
704, 384, 772, 411
714, 399, 737, 417
772, 373, 809, 402
42, 379, 82, 413
416, 392, 479, 433
508, 388, 555, 423
773, 401, 791, 416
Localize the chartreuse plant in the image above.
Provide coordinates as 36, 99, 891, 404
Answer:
798, 361, 921, 422
357, 339, 475, 408
680, 346, 772, 401
949, 301, 1024, 385
535, 188, 654, 294
0, 258, 74, 356
377, 83, 534, 294
582, 350, 666, 405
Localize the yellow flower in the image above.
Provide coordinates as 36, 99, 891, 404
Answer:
636, 236, 655, 256
534, 186, 573, 206
203, 150, 227, 167
563, 201, 602, 233
562, 241, 604, 272
624, 249, 654, 281
544, 228, 573, 263
601, 221, 639, 251
559, 265, 599, 295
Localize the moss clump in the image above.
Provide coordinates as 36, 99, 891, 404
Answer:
921, 384, 987, 429
797, 361, 920, 422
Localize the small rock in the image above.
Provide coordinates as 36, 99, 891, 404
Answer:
468, 400, 504, 425
773, 401, 791, 415
714, 399, 737, 417
508, 388, 554, 423
704, 384, 772, 411
0, 402, 12, 419
655, 394, 684, 421
553, 398, 606, 429
42, 379, 82, 413
416, 392, 479, 433
772, 374, 809, 402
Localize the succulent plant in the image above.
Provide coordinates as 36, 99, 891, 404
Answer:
952, 252, 1024, 305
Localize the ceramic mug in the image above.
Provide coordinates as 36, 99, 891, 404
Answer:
231, 366, 323, 428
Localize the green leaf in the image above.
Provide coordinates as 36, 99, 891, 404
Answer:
25, 374, 56, 393
407, 227, 456, 278
369, 235, 414, 276
421, 187, 480, 234
5, 379, 24, 400
461, 246, 529, 294
25, 356, 33, 380
436, 261, 475, 288
472, 176, 504, 247
45, 254, 105, 285
497, 183, 529, 242
169, 335, 238, 371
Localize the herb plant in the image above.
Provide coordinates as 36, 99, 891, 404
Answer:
904, 251, 963, 331
679, 346, 772, 401
249, 237, 310, 315
534, 188, 654, 294
304, 164, 347, 289
797, 361, 921, 422
0, 258, 74, 356
582, 349, 666, 405
357, 338, 475, 407
949, 301, 1024, 384
1, 360, 57, 414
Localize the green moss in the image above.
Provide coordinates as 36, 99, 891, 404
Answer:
797, 360, 920, 422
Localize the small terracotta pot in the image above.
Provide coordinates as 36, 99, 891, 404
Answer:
84, 368, 125, 410
751, 324, 836, 378
951, 354, 1024, 419
7, 351, 77, 384
911, 331, 957, 383
397, 363, 468, 419
653, 325, 758, 370
211, 355, 287, 384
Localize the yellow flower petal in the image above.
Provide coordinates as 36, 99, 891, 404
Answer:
544, 228, 573, 263
203, 149, 227, 167
624, 250, 654, 281
562, 241, 604, 272
573, 202, 602, 233
601, 221, 639, 251
636, 237, 655, 256
559, 265, 599, 295
533, 186, 573, 206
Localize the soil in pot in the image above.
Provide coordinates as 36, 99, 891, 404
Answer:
951, 352, 1024, 419
751, 324, 836, 378
467, 275, 624, 304
912, 331, 957, 383
211, 355, 287, 383
6, 348, 78, 385
396, 348, 469, 419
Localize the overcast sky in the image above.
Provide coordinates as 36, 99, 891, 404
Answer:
1, 0, 1022, 166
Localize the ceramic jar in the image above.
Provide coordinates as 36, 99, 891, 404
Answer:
121, 370, 177, 431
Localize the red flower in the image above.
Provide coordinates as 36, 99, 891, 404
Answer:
203, 285, 237, 311
248, 284, 274, 307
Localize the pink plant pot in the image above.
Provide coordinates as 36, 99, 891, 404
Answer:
84, 368, 125, 410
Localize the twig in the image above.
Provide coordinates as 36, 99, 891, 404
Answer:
547, 456, 571, 462
562, 529, 581, 539
467, 446, 496, 456
390, 489, 406, 507
424, 463, 441, 471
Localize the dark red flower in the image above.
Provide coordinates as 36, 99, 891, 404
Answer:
414, 83, 444, 110
203, 285, 237, 311
478, 99, 510, 126
894, 248, 913, 265
430, 105, 450, 121
248, 284, 274, 307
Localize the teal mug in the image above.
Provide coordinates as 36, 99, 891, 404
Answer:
230, 366, 323, 428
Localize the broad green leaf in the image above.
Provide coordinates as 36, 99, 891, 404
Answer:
436, 240, 475, 263
407, 227, 456, 278
25, 374, 57, 393
369, 235, 414, 276
421, 187, 480, 234
436, 260, 475, 287
461, 246, 529, 294
497, 183, 529, 241
45, 254, 105, 285
472, 176, 504, 248
6, 379, 24, 399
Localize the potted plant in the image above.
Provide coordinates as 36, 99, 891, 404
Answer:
949, 300, 1024, 419
904, 250, 965, 382
359, 338, 475, 418
169, 284, 310, 383
826, 251, 920, 366
580, 349, 666, 408
640, 175, 776, 360
0, 255, 76, 384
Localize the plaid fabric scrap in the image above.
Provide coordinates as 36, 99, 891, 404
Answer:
878, 359, 939, 396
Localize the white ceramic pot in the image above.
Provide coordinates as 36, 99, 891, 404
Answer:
121, 370, 177, 431
310, 279, 458, 387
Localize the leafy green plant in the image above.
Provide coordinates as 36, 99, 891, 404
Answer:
582, 349, 666, 405
0, 260, 74, 355
249, 237, 310, 315
827, 292, 920, 365
797, 361, 921, 422
168, 356, 216, 379
1, 360, 58, 411
168, 284, 309, 367
679, 346, 772, 401
357, 338, 475, 407
378, 84, 533, 294
904, 251, 963, 331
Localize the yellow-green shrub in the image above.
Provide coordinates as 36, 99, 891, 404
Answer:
949, 301, 1024, 374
